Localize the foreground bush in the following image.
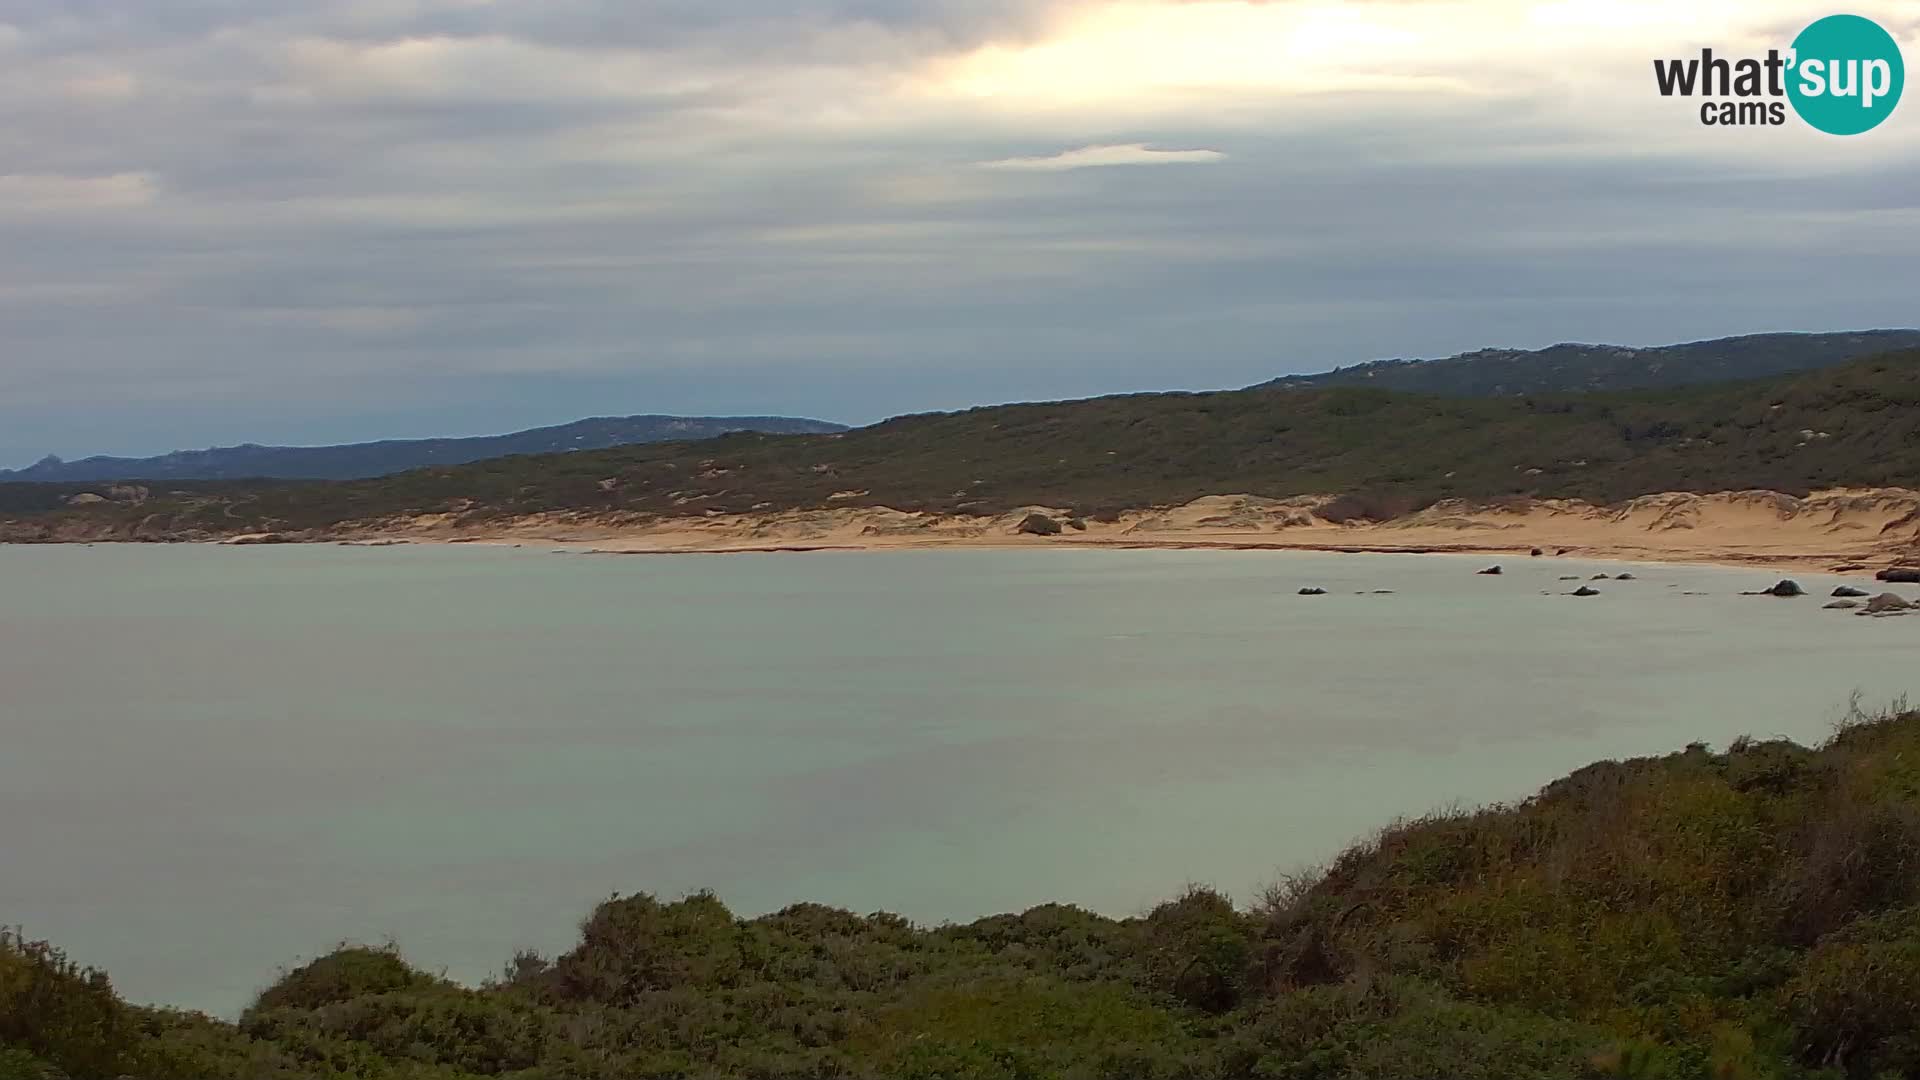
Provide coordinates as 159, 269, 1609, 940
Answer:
7, 708, 1920, 1079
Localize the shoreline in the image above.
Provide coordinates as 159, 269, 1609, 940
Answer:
13, 487, 1919, 578
328, 487, 1920, 578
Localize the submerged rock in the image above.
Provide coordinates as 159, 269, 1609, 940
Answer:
1477, 565, 1503, 576
1298, 587, 1328, 596
1825, 600, 1862, 610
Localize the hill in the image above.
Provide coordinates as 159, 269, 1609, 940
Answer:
7, 704, 1920, 1079
1258, 330, 1920, 397
7, 346, 1920, 542
0, 415, 848, 483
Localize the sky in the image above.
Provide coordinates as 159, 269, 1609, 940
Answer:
2, 0, 1918, 464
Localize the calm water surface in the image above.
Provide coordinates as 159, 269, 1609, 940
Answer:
1, 544, 1914, 1013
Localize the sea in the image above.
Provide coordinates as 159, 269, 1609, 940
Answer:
1, 542, 1913, 1014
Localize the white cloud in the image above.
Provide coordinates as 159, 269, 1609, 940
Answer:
979, 142, 1226, 169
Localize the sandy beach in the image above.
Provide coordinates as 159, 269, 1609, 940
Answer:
313, 487, 1920, 574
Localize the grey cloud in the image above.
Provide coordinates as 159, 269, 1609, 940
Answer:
0, 0, 1916, 465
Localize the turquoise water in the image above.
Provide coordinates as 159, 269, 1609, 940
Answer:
1, 543, 1914, 1014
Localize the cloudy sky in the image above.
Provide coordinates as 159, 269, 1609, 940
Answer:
2, 0, 1917, 463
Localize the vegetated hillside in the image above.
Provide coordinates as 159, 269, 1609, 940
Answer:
1258, 330, 1920, 397
7, 705, 1920, 1080
0, 415, 849, 483
6, 348, 1920, 540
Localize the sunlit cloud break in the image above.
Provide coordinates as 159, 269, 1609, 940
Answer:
978, 143, 1228, 170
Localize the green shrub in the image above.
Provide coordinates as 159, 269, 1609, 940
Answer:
1786, 906, 1920, 1077
0, 931, 132, 1080
249, 945, 438, 1014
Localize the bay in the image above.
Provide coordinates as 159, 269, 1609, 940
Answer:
0, 543, 1911, 1014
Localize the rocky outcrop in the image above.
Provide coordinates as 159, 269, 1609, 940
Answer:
1015, 513, 1063, 537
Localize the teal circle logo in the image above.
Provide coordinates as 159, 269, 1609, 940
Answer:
1787, 14, 1904, 135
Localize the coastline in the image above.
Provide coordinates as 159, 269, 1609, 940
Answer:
309, 487, 1920, 576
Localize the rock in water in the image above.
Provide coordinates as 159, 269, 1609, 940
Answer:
1571, 586, 1601, 597
1298, 587, 1328, 596
1477, 565, 1503, 576
1825, 600, 1862, 610
1877, 567, 1920, 583
1015, 513, 1063, 537
1615, 573, 1636, 581
1864, 593, 1914, 614
1832, 586, 1870, 598
1765, 580, 1805, 597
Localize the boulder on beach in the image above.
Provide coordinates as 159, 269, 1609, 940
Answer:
1826, 600, 1862, 610
1877, 567, 1920, 583
1832, 586, 1870, 598
1477, 565, 1503, 576
1016, 513, 1063, 537
1571, 586, 1601, 597
1298, 587, 1328, 596
1864, 593, 1914, 614
1530, 548, 1544, 557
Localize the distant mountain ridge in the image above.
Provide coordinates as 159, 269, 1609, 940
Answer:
1, 415, 849, 483
1257, 330, 1920, 396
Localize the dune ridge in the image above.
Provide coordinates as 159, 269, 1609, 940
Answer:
302, 487, 1920, 572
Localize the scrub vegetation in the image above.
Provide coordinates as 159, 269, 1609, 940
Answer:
6, 348, 1920, 540
8, 704, 1920, 1080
